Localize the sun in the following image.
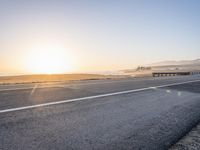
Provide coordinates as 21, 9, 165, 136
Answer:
25, 45, 73, 74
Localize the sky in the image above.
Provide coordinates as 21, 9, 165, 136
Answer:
0, 0, 200, 75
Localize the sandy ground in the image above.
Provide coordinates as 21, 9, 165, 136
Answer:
0, 74, 129, 85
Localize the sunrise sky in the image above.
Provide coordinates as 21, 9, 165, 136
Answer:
1, 0, 200, 75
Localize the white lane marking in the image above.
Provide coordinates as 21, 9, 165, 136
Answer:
0, 79, 200, 114
30, 84, 38, 95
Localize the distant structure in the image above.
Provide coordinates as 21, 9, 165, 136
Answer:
152, 70, 200, 77
136, 66, 151, 71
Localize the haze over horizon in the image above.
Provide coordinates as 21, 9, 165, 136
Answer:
1, 0, 200, 75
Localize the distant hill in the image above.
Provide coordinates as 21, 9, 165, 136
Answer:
148, 59, 200, 67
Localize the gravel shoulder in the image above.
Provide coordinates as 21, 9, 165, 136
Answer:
170, 123, 200, 150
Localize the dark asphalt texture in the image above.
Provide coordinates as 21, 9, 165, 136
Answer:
1, 76, 200, 150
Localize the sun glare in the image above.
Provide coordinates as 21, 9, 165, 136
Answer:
25, 45, 73, 74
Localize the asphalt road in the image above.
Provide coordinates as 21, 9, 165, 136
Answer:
1, 76, 200, 150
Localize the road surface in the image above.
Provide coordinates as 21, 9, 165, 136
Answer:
1, 76, 200, 150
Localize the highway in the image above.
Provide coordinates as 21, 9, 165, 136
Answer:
1, 76, 200, 150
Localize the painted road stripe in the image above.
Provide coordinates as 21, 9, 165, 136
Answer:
0, 79, 200, 114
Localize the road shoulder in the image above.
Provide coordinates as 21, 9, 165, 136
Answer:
170, 123, 200, 150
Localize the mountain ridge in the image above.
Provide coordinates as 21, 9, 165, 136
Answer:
147, 59, 200, 67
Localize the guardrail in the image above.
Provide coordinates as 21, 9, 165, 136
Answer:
152, 71, 200, 77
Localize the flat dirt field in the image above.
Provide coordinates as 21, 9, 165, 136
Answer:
0, 74, 129, 85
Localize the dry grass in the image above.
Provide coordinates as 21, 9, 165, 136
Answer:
0, 74, 129, 85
